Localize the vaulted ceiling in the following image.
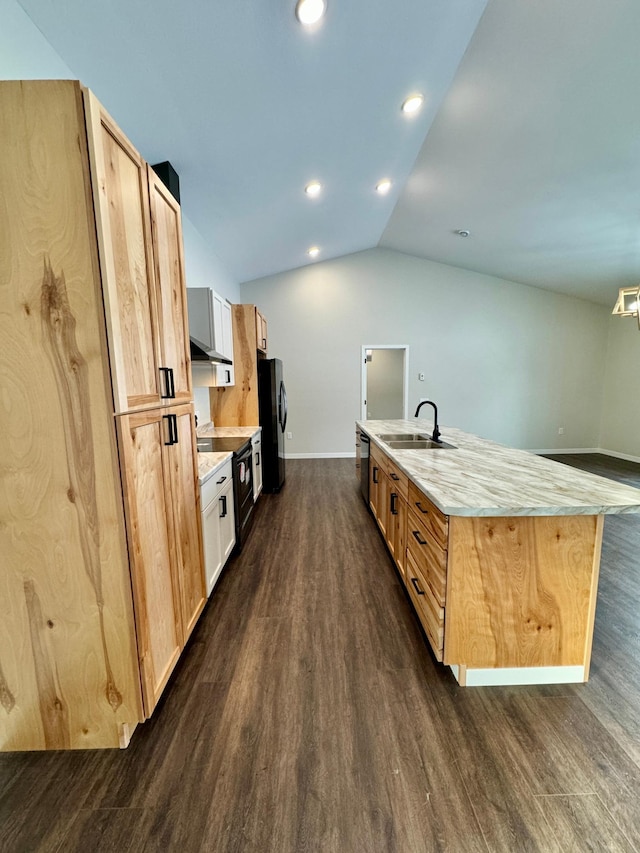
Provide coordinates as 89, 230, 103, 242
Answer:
16, 0, 640, 305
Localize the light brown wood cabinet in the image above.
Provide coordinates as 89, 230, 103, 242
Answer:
361, 430, 603, 683
117, 404, 205, 715
210, 304, 267, 426
406, 487, 449, 661
0, 80, 205, 751
255, 308, 268, 354
368, 441, 444, 657
85, 91, 192, 413
369, 446, 408, 579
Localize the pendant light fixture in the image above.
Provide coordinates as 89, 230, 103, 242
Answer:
612, 286, 640, 329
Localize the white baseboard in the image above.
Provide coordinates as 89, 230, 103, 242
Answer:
530, 447, 600, 455
598, 448, 640, 464
451, 664, 586, 687
286, 452, 356, 459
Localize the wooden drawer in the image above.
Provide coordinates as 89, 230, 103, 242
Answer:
406, 549, 445, 660
386, 457, 409, 502
407, 508, 447, 606
408, 481, 448, 548
370, 443, 388, 476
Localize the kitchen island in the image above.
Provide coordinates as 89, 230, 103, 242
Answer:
357, 419, 640, 686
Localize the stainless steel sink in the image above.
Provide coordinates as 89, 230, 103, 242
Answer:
378, 433, 431, 442
387, 439, 456, 450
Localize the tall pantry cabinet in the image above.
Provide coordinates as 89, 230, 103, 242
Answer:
0, 80, 205, 751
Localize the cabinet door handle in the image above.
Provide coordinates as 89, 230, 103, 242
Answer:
412, 529, 427, 545
256, 451, 260, 466
159, 367, 176, 399
390, 493, 398, 515
262, 337, 267, 349
163, 414, 178, 445
219, 495, 227, 518
216, 475, 227, 485
372, 466, 379, 484
225, 369, 231, 384
415, 501, 429, 514
390, 472, 400, 481
411, 577, 425, 596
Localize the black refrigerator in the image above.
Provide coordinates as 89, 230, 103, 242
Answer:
258, 358, 287, 492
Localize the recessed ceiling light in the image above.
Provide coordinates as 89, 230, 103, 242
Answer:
295, 0, 326, 25
308, 246, 320, 258
305, 181, 322, 197
376, 179, 392, 195
455, 229, 470, 237
401, 93, 424, 115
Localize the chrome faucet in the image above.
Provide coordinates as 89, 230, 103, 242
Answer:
414, 400, 441, 443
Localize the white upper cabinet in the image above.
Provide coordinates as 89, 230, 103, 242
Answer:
187, 287, 235, 387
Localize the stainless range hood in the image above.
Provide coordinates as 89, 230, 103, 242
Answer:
189, 335, 232, 365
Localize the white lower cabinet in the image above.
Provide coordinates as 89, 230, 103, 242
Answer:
252, 430, 263, 501
200, 459, 236, 596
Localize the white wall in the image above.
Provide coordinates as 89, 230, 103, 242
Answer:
240, 248, 610, 456
600, 315, 640, 459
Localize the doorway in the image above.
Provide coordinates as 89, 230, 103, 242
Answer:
361, 345, 409, 420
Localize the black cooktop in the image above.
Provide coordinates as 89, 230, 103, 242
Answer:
196, 435, 250, 454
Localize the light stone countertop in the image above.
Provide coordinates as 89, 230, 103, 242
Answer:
197, 451, 233, 487
195, 424, 260, 486
197, 422, 261, 439
358, 419, 640, 517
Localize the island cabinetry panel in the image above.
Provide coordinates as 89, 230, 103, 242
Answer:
408, 481, 448, 549
406, 504, 448, 659
369, 445, 387, 536
406, 550, 445, 659
388, 485, 408, 580
85, 92, 191, 414
445, 514, 603, 670
210, 304, 266, 426
386, 459, 408, 578
369, 445, 407, 578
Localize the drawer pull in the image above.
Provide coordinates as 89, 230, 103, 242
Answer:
411, 577, 425, 596
159, 366, 175, 399
412, 530, 427, 545
390, 472, 400, 481
390, 493, 398, 515
163, 413, 178, 445
415, 501, 429, 514
216, 475, 227, 485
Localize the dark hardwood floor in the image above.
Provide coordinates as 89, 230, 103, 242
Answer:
2, 455, 640, 852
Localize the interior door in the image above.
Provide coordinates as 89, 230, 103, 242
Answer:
361, 346, 408, 420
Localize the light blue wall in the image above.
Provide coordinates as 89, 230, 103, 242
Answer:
0, 0, 239, 303
241, 248, 610, 456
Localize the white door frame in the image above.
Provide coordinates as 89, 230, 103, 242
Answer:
361, 345, 410, 421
